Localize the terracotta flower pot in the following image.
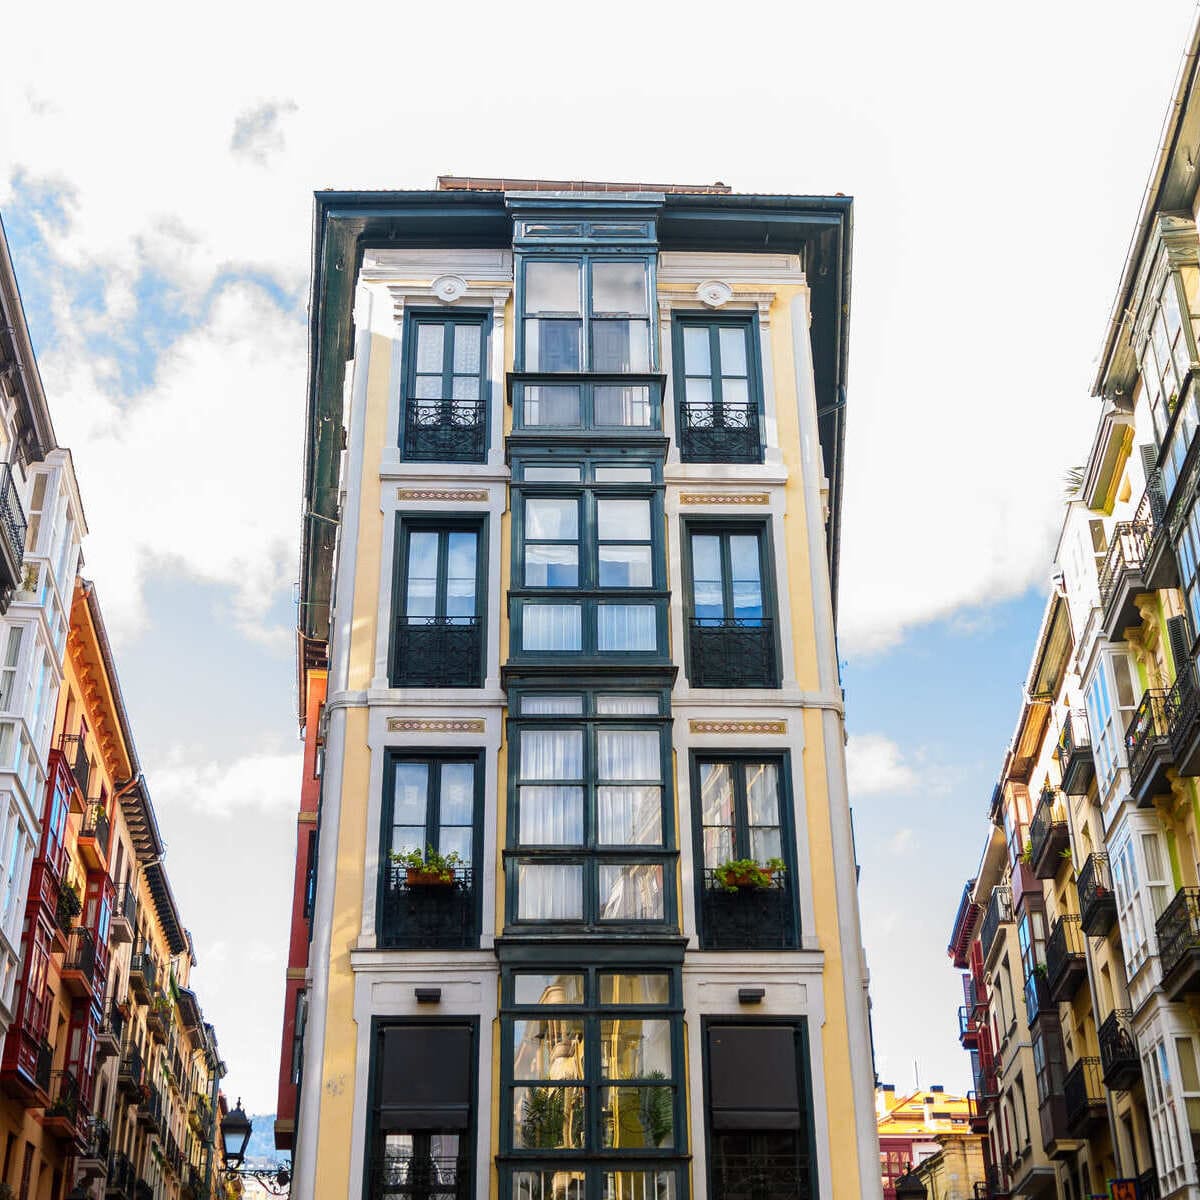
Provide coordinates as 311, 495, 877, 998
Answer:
406, 867, 454, 886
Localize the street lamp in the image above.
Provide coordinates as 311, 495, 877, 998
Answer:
221, 1098, 292, 1195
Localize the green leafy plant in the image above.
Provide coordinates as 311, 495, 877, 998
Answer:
391, 844, 462, 883
1032, 963, 1048, 979
56, 883, 82, 932
520, 1087, 567, 1149
712, 857, 786, 894
641, 1071, 673, 1147
0, 1180, 16, 1200
1019, 844, 1033, 866
1059, 848, 1072, 861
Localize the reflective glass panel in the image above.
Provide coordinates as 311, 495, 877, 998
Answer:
592, 262, 648, 314
526, 262, 582, 314
598, 864, 664, 920
513, 973, 584, 1005
600, 1089, 675, 1150
511, 1087, 587, 1149
513, 1019, 585, 1079
599, 974, 671, 1005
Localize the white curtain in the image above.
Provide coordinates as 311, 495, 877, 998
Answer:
598, 606, 655, 651
596, 695, 657, 715
524, 604, 582, 651
518, 863, 583, 920
597, 730, 659, 780
522, 695, 584, 715
597, 787, 662, 846
521, 730, 583, 780
520, 787, 584, 845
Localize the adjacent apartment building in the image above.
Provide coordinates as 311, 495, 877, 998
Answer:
949, 15, 1200, 1199
279, 177, 879, 1199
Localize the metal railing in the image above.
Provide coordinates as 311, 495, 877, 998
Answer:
1166, 660, 1200, 761
118, 1042, 143, 1092
678, 400, 762, 463
1076, 852, 1116, 935
1063, 1056, 1105, 1132
108, 1152, 136, 1198
1099, 1008, 1140, 1088
129, 948, 159, 994
369, 1155, 472, 1200
1058, 708, 1092, 759
0, 464, 27, 577
1028, 787, 1068, 872
65, 927, 97, 986
379, 865, 477, 950
1045, 914, 1086, 997
699, 868, 796, 950
81, 801, 110, 853
112, 881, 137, 925
58, 733, 90, 798
403, 399, 487, 462
1098, 520, 1150, 612
688, 617, 777, 688
981, 886, 1013, 960
1127, 688, 1171, 788
1157, 887, 1200, 983
709, 1153, 809, 1200
392, 617, 482, 688
1024, 967, 1053, 1026
34, 1038, 51, 1093
46, 1069, 81, 1127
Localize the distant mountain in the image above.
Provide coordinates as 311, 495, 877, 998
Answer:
245, 1113, 283, 1164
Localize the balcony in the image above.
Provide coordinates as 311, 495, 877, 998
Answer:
1024, 968, 1054, 1026
1127, 689, 1173, 804
982, 1166, 1011, 1198
57, 733, 91, 805
79, 1118, 110, 1177
128, 950, 158, 1001
1166, 662, 1200, 777
698, 870, 797, 951
1064, 1056, 1107, 1135
1156, 887, 1200, 999
688, 617, 777, 689
1037, 1085, 1072, 1157
146, 995, 169, 1043
0, 464, 27, 613
959, 1005, 980, 1050
678, 400, 761, 463
134, 1181, 153, 1200
1076, 852, 1117, 936
403, 398, 487, 463
1028, 788, 1069, 879
369, 1155, 471, 1200
43, 1069, 85, 1145
116, 1044, 143, 1096
1045, 915, 1087, 1001
981, 886, 1013, 963
1098, 520, 1151, 638
109, 884, 136, 944
78, 802, 111, 869
61, 928, 97, 996
107, 1152, 136, 1198
96, 1003, 125, 1062
379, 865, 478, 950
138, 1082, 163, 1133
1098, 1008, 1141, 1090
1058, 710, 1094, 796
392, 617, 482, 688
1137, 1168, 1162, 1200
708, 1154, 807, 1200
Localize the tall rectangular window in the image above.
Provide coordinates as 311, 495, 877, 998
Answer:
508, 692, 672, 930
685, 525, 778, 688
694, 757, 797, 950
1085, 653, 1138, 795
379, 754, 479, 950
402, 313, 488, 462
674, 317, 762, 463
392, 520, 484, 688
706, 1021, 816, 1200
521, 259, 652, 373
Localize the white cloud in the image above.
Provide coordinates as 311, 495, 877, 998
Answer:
152, 748, 302, 820
887, 827, 917, 856
230, 100, 299, 166
846, 733, 917, 797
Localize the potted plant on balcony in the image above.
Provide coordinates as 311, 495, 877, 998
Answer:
393, 845, 462, 886
712, 857, 786, 893
56, 883, 81, 932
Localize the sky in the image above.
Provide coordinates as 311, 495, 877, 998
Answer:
0, 0, 1197, 1115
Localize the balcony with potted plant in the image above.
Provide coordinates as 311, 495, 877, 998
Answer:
1057, 709, 1094, 796
379, 846, 476, 950
699, 857, 796, 950
1075, 852, 1116, 936
1028, 787, 1069, 878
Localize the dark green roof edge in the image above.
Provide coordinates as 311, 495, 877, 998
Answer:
298, 189, 852, 692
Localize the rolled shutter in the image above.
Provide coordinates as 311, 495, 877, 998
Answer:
1141, 444, 1166, 525
708, 1024, 803, 1130
1168, 614, 1194, 692
377, 1024, 473, 1130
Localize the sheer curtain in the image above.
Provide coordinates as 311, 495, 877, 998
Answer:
524, 605, 582, 651
518, 864, 583, 920
598, 606, 655, 651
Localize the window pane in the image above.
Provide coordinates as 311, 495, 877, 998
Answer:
439, 824, 472, 865
451, 374, 479, 401
595, 385, 652, 427
594, 466, 653, 482
598, 730, 660, 780
452, 325, 482, 373
599, 974, 670, 1005
598, 605, 656, 651
414, 375, 442, 399
600, 1171, 675, 1200
523, 604, 582, 651
721, 377, 750, 409
598, 787, 662, 845
523, 384, 582, 427
405, 532, 439, 615
598, 546, 652, 588
527, 320, 582, 372
514, 1019, 585, 1079
691, 535, 723, 617
392, 763, 430, 825
522, 695, 585, 715
1178, 1038, 1200, 1091
415, 324, 444, 373
520, 786, 584, 845
512, 1087, 586, 1149
526, 544, 580, 588
445, 533, 477, 616
598, 864, 664, 920
718, 326, 748, 375
683, 326, 710, 374
594, 320, 649, 372
699, 763, 734, 825
730, 535, 763, 620
524, 465, 582, 481
601, 1087, 675, 1150
513, 973, 584, 1005
600, 1019, 672, 1079
749, 826, 782, 863
391, 826, 425, 858
598, 499, 651, 541
595, 695, 658, 715
746, 763, 780, 825
526, 262, 581, 314
521, 730, 583, 779
513, 1169, 586, 1200
439, 763, 474, 825
527, 498, 578, 541
518, 863, 583, 920
684, 376, 712, 407
592, 262, 648, 315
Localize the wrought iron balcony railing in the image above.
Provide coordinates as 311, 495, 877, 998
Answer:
1156, 887, 1200, 993
710, 1153, 809, 1200
58, 733, 90, 798
403, 399, 487, 462
118, 1042, 144, 1092
1166, 660, 1200, 771
1137, 1167, 1162, 1200
1098, 520, 1150, 614
1076, 852, 1117, 936
369, 1154, 471, 1200
101, 999, 126, 1046
392, 617, 482, 688
1024, 967, 1053, 1026
46, 1068, 81, 1127
64, 928, 97, 986
688, 617, 777, 688
1127, 688, 1171, 798
0, 463, 27, 583
699, 869, 797, 950
112, 881, 137, 925
108, 1152, 136, 1197
1098, 1008, 1140, 1089
129, 949, 159, 995
34, 1038, 51, 1093
81, 801, 110, 855
1045, 914, 1086, 1001
379, 865, 477, 950
1028, 787, 1068, 878
983, 1164, 1011, 1197
1063, 1056, 1106, 1135
1058, 709, 1094, 795
678, 400, 762, 463
980, 886, 1013, 961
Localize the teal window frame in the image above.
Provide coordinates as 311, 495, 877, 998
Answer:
515, 255, 659, 374
400, 309, 491, 461
503, 687, 676, 933
510, 458, 668, 662
498, 964, 686, 1198
390, 515, 487, 688
509, 375, 664, 434
671, 314, 764, 464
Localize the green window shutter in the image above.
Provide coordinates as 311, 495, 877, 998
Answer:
1140, 444, 1166, 525
1167, 613, 1193, 687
